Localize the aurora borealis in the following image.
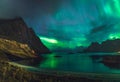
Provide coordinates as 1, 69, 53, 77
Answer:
0, 0, 120, 51
31, 0, 120, 51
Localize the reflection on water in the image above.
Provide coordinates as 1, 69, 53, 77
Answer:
33, 53, 120, 74
40, 54, 58, 68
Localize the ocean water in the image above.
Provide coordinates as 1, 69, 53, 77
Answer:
27, 53, 120, 74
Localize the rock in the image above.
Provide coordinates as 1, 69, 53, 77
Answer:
0, 38, 37, 60
0, 18, 50, 55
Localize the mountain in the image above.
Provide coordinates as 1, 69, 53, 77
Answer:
0, 18, 51, 81
0, 18, 50, 55
84, 39, 120, 52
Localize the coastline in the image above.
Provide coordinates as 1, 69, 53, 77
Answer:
1, 60, 120, 82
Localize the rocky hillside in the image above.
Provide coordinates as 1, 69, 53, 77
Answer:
0, 18, 50, 55
0, 38, 38, 61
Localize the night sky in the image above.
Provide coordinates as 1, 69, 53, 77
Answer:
0, 0, 120, 51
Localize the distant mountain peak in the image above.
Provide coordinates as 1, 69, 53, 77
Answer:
84, 39, 120, 52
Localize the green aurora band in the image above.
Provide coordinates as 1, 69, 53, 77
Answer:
36, 0, 120, 51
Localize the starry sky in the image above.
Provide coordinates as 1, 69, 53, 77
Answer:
0, 0, 120, 51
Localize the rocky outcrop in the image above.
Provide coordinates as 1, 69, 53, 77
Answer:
0, 18, 50, 55
0, 38, 38, 61
84, 39, 120, 52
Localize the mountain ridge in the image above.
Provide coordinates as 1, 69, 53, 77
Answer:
0, 18, 50, 55
84, 39, 120, 52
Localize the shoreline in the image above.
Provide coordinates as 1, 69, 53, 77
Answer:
1, 61, 120, 82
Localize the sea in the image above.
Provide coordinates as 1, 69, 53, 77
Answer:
25, 52, 120, 74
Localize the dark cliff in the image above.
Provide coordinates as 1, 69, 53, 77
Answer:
84, 39, 120, 52
0, 18, 50, 55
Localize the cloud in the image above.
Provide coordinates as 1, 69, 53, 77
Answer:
0, 0, 63, 19
86, 18, 120, 42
